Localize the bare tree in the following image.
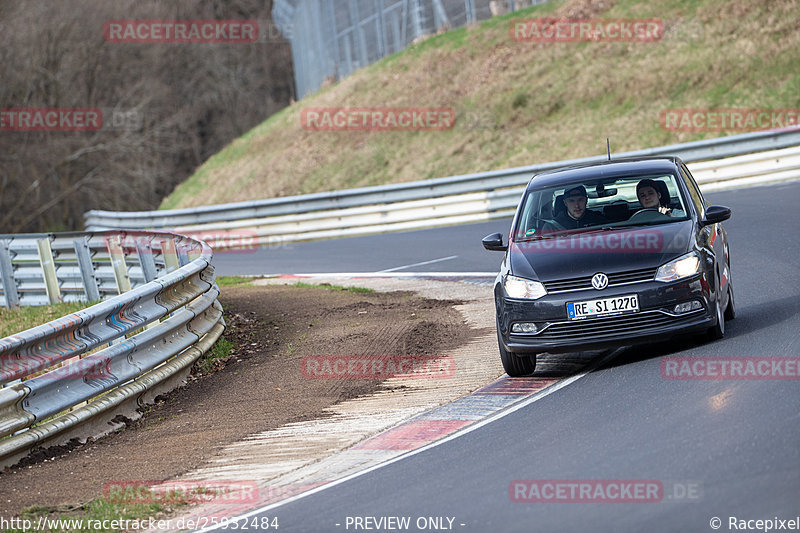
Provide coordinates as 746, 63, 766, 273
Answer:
0, 0, 294, 233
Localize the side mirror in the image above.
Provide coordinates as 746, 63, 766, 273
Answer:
482, 232, 507, 252
701, 205, 732, 226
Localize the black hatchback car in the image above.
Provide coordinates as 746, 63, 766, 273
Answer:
482, 157, 734, 376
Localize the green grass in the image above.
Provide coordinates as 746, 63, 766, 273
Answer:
215, 276, 256, 287
4, 499, 169, 533
0, 301, 95, 338
196, 336, 234, 374
292, 281, 376, 294
160, 0, 800, 210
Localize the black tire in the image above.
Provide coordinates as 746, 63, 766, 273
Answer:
497, 329, 536, 377
724, 283, 736, 320
707, 291, 725, 340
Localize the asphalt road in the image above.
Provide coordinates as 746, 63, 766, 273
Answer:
212, 181, 800, 532
210, 219, 509, 275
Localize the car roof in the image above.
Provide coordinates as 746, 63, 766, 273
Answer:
527, 157, 683, 189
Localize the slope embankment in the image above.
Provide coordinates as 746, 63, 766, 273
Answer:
161, 0, 799, 211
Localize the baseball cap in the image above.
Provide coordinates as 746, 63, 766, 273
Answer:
563, 185, 587, 198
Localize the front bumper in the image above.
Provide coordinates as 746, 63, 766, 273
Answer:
497, 276, 715, 354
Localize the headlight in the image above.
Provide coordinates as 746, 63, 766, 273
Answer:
656, 252, 701, 282
504, 275, 547, 299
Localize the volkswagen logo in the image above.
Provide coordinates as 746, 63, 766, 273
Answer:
591, 273, 609, 290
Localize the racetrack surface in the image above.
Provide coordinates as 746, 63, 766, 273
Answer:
210, 219, 505, 276
205, 181, 800, 532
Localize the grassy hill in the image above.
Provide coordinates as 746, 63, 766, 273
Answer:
161, 0, 799, 210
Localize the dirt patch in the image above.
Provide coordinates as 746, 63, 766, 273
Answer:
0, 284, 470, 518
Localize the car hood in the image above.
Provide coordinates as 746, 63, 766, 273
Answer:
509, 221, 694, 281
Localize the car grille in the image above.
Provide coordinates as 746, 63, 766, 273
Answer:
533, 310, 703, 341
542, 267, 658, 293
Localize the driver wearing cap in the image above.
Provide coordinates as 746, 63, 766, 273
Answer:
553, 185, 608, 229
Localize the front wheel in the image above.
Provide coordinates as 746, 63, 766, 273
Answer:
724, 283, 736, 320
497, 329, 536, 377
707, 292, 725, 340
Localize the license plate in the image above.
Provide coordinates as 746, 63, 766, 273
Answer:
566, 294, 639, 320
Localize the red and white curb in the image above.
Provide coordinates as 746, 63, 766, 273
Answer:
190, 351, 617, 532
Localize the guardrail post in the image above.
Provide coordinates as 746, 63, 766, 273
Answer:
36, 237, 62, 304
0, 241, 20, 308
177, 246, 190, 267
106, 235, 132, 294
161, 237, 180, 274
132, 238, 162, 330
73, 237, 101, 302
136, 240, 158, 283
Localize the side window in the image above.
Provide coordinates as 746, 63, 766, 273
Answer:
515, 190, 543, 238
518, 194, 536, 236
680, 164, 705, 217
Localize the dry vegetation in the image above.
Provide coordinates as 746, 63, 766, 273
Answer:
0, 0, 293, 233
161, 0, 799, 210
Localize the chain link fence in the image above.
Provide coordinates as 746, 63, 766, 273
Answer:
273, 0, 548, 98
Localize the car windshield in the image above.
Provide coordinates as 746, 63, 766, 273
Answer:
514, 173, 689, 241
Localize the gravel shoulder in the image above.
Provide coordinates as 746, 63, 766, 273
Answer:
0, 283, 472, 518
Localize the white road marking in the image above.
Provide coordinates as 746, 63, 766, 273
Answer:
379, 255, 459, 272
273, 271, 496, 278
196, 349, 621, 532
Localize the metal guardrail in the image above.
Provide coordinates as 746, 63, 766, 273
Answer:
0, 231, 193, 308
0, 231, 224, 468
84, 129, 800, 246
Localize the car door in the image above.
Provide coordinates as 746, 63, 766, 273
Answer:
680, 162, 730, 299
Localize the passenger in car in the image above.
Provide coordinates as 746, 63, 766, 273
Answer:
549, 185, 608, 229
636, 178, 673, 215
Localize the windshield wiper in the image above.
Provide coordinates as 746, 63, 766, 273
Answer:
580, 226, 617, 233
557, 226, 619, 236
517, 233, 556, 242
